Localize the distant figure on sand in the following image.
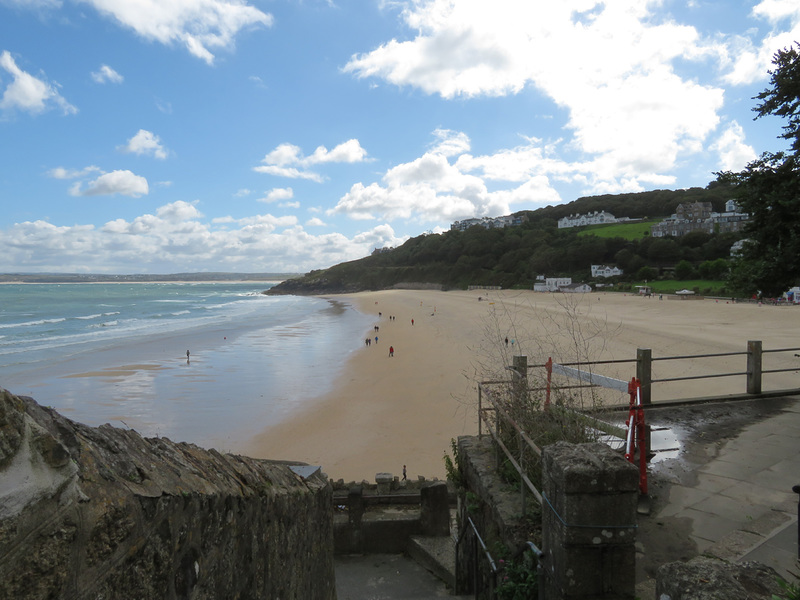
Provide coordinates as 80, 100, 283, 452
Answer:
402, 465, 407, 480
389, 346, 394, 357
375, 336, 379, 344
186, 350, 190, 364
411, 318, 414, 326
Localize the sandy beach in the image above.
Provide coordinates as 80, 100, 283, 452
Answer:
246, 289, 800, 482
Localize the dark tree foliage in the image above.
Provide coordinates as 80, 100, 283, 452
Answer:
720, 153, 800, 295
719, 43, 800, 296
754, 43, 800, 154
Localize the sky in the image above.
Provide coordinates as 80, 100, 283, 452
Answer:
1, 0, 799, 274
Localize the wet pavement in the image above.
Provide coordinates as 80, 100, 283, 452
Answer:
636, 394, 800, 596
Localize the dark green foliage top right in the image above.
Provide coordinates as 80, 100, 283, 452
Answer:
717, 43, 800, 297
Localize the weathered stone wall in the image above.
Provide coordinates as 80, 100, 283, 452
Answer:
0, 388, 336, 600
455, 435, 532, 597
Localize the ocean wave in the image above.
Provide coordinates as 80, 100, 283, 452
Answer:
90, 320, 119, 328
0, 317, 67, 329
171, 310, 191, 316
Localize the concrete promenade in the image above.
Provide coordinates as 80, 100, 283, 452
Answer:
637, 394, 800, 596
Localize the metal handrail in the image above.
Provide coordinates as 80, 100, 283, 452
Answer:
455, 515, 498, 598
496, 541, 546, 600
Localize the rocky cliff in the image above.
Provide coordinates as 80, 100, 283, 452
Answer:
0, 388, 335, 599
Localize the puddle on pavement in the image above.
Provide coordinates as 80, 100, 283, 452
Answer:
593, 423, 682, 463
649, 426, 681, 462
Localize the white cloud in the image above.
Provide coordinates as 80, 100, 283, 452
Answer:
343, 1, 731, 187
752, 0, 800, 23
234, 188, 252, 197
710, 121, 758, 172
79, 0, 273, 65
329, 131, 630, 224
120, 129, 168, 159
306, 217, 326, 227
0, 201, 407, 272
91, 64, 123, 84
430, 129, 471, 157
48, 165, 102, 179
258, 187, 294, 203
70, 169, 149, 197
254, 139, 370, 181
330, 146, 507, 222
0, 50, 77, 115
253, 165, 326, 183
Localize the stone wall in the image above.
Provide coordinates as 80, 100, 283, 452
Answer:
0, 388, 336, 599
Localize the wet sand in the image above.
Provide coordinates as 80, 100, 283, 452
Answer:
245, 289, 800, 482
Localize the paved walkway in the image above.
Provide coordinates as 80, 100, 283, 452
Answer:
638, 395, 800, 595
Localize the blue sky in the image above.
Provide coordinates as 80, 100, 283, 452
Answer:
1, 0, 798, 274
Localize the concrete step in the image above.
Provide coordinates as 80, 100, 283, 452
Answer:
335, 552, 468, 599
407, 534, 461, 593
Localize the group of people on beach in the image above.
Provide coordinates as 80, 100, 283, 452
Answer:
363, 307, 420, 357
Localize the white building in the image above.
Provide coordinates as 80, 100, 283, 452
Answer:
558, 211, 619, 229
561, 282, 592, 293
451, 214, 525, 231
534, 277, 573, 292
591, 265, 623, 278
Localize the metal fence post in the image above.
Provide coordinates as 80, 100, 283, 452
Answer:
478, 384, 482, 437
636, 348, 652, 405
747, 340, 762, 394
793, 484, 800, 562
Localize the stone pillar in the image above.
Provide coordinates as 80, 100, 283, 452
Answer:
420, 481, 450, 536
375, 472, 393, 494
348, 486, 365, 552
542, 442, 639, 600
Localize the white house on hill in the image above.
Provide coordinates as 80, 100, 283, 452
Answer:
591, 265, 623, 278
558, 211, 619, 229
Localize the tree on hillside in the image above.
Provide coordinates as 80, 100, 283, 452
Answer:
718, 43, 800, 296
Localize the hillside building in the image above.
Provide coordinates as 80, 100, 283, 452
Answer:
558, 211, 627, 229
591, 265, 623, 278
450, 214, 525, 231
651, 201, 749, 238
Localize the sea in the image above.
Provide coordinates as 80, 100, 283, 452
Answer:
0, 282, 373, 453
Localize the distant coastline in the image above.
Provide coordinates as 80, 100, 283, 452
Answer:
0, 272, 300, 284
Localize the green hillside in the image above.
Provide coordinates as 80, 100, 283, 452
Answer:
269, 183, 741, 295
577, 219, 659, 240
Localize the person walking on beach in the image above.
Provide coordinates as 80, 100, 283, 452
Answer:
375, 336, 378, 344
389, 346, 394, 357
411, 318, 414, 326
402, 465, 407, 481
186, 350, 190, 364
